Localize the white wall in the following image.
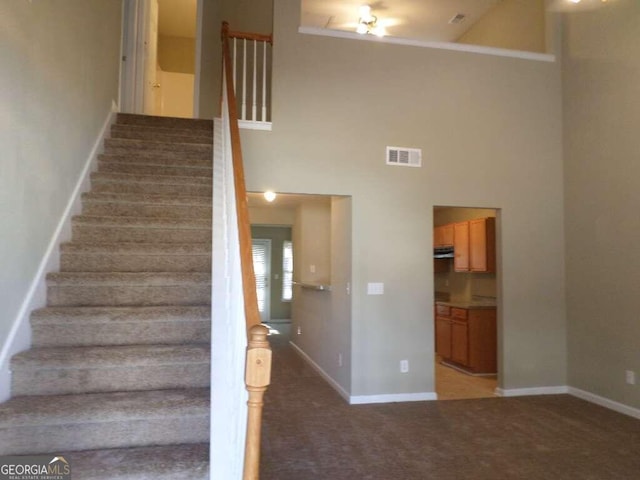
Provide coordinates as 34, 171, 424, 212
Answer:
239, 0, 566, 399
563, 0, 640, 409
0, 0, 122, 393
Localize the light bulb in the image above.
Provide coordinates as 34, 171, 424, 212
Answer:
264, 191, 276, 202
356, 23, 368, 34
359, 5, 372, 21
569, 0, 581, 3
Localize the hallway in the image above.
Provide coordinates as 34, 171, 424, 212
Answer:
260, 326, 640, 479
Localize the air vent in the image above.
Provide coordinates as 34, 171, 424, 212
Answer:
449, 13, 466, 24
386, 146, 422, 168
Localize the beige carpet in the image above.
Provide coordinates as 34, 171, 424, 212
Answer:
261, 331, 640, 479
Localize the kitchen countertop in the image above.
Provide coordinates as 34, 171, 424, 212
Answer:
435, 295, 497, 310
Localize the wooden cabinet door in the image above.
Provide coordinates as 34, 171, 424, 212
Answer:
435, 317, 452, 359
434, 224, 454, 247
451, 319, 469, 366
469, 217, 496, 272
453, 221, 469, 272
440, 224, 454, 246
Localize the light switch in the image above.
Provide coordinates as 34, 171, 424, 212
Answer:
367, 282, 384, 295
309, 264, 316, 273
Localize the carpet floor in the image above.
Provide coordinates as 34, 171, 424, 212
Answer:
261, 332, 640, 479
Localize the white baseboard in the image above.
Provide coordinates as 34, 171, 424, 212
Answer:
350, 391, 438, 405
289, 341, 437, 405
568, 387, 640, 420
495, 386, 569, 397
0, 105, 118, 402
289, 341, 351, 403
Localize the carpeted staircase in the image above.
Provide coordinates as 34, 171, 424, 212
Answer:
0, 114, 214, 479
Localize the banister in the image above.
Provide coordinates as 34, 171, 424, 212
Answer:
223, 21, 273, 44
221, 21, 273, 480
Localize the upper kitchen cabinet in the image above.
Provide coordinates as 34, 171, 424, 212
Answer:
453, 221, 470, 272
434, 224, 454, 247
469, 217, 496, 273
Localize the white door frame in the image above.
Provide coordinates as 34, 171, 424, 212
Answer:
120, 0, 202, 115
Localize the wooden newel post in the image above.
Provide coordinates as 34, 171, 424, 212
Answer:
243, 324, 272, 480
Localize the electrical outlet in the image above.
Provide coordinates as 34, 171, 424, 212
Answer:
338, 353, 343, 367
297, 326, 302, 335
400, 359, 409, 373
625, 370, 636, 385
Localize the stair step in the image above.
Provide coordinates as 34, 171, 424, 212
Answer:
31, 305, 210, 347
90, 171, 212, 197
81, 192, 212, 219
116, 113, 213, 131
46, 272, 211, 307
11, 344, 210, 396
72, 215, 211, 244
98, 160, 212, 178
111, 124, 213, 145
60, 242, 211, 272
99, 153, 211, 168
65, 444, 208, 480
0, 388, 209, 455
104, 138, 212, 157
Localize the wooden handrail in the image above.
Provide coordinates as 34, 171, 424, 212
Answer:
221, 21, 262, 330
221, 21, 273, 480
223, 21, 273, 44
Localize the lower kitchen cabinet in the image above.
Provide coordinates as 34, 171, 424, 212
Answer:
435, 304, 496, 374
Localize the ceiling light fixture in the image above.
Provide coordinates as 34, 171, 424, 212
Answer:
264, 191, 277, 202
356, 5, 385, 37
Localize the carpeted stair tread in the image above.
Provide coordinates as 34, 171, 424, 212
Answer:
47, 271, 211, 286
11, 345, 211, 395
30, 306, 210, 348
67, 444, 208, 480
98, 161, 212, 178
12, 344, 210, 369
112, 122, 213, 140
60, 242, 211, 255
72, 215, 211, 229
99, 153, 212, 168
104, 138, 212, 155
116, 113, 213, 131
91, 171, 212, 186
0, 389, 209, 454
31, 305, 210, 325
0, 388, 209, 428
82, 192, 212, 207
111, 125, 213, 145
71, 216, 212, 244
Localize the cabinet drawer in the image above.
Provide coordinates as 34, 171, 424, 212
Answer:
451, 308, 468, 320
436, 304, 451, 316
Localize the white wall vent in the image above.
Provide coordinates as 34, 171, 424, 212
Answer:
386, 146, 422, 168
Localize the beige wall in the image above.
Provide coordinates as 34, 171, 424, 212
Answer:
249, 206, 295, 225
563, 0, 640, 408
0, 1, 121, 366
239, 0, 566, 397
291, 197, 352, 394
158, 35, 195, 74
197, 0, 220, 118
458, 0, 547, 53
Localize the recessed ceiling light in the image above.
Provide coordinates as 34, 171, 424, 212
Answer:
264, 191, 277, 202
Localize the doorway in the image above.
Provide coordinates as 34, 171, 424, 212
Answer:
120, 0, 198, 117
433, 206, 500, 400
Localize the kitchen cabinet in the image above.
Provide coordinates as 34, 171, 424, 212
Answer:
453, 222, 469, 272
435, 303, 496, 374
469, 217, 496, 273
434, 224, 454, 247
